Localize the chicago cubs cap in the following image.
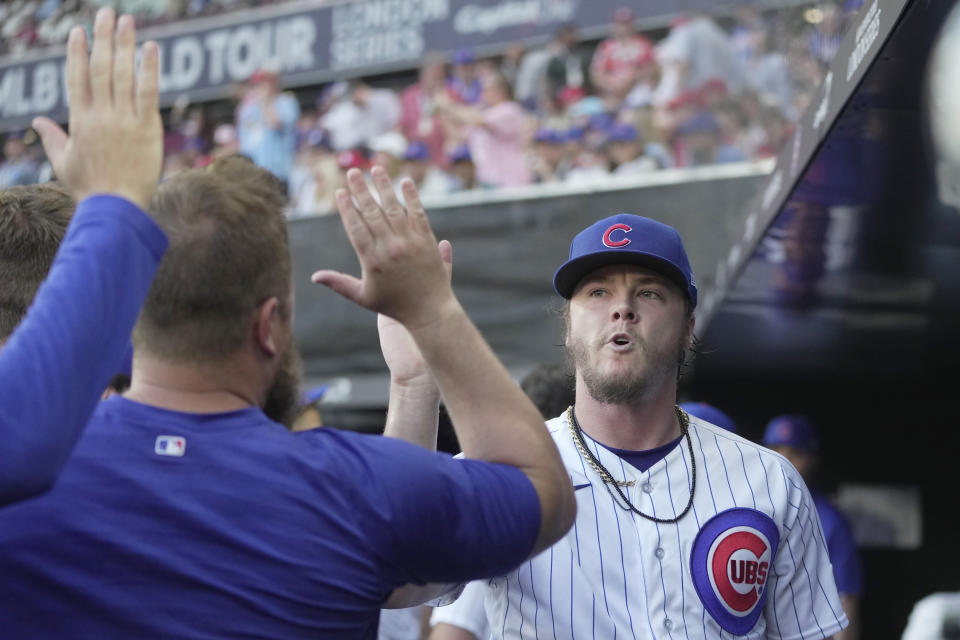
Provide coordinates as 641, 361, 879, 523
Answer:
680, 402, 737, 433
762, 414, 818, 451
553, 213, 698, 306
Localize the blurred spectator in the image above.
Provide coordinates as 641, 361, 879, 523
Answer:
400, 57, 449, 166
289, 129, 340, 218
746, 23, 794, 119
565, 146, 611, 185
530, 129, 570, 183
606, 123, 659, 175
236, 68, 300, 189
514, 24, 586, 107
0, 132, 39, 189
446, 145, 477, 192
398, 141, 450, 199
322, 80, 401, 152
434, 71, 532, 188
368, 131, 407, 181
808, 3, 845, 64
654, 13, 746, 107
590, 7, 656, 105
546, 24, 589, 102
212, 123, 239, 158
499, 43, 526, 91
674, 112, 748, 167
448, 48, 483, 105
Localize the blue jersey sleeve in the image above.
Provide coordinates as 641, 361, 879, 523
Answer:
342, 434, 541, 588
820, 502, 863, 596
0, 195, 166, 504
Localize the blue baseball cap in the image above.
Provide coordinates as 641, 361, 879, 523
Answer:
553, 214, 698, 306
534, 128, 565, 144
448, 144, 472, 163
302, 384, 329, 406
607, 123, 640, 142
453, 48, 475, 64
403, 140, 430, 161
680, 402, 737, 433
762, 415, 818, 451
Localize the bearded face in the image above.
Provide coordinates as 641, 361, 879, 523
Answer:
565, 265, 692, 405
262, 340, 303, 428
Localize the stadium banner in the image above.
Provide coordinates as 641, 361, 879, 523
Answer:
694, 0, 913, 328
1, 0, 799, 133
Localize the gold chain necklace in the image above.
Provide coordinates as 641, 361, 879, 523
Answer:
567, 405, 698, 524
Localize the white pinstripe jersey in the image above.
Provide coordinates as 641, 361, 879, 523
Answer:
436, 412, 849, 639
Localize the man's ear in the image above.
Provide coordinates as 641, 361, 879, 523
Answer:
254, 297, 280, 358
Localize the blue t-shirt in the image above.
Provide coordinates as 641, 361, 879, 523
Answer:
0, 195, 167, 504
0, 397, 541, 638
812, 489, 863, 596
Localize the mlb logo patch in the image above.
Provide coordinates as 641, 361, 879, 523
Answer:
155, 435, 186, 457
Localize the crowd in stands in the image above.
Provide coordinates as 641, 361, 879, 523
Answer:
1, 1, 861, 218
0, 0, 296, 55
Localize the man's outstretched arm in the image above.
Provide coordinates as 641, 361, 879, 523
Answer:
0, 11, 166, 504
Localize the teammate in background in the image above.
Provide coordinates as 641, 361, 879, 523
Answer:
0, 144, 575, 634
520, 362, 575, 419
404, 213, 848, 638
679, 400, 738, 433
0, 10, 168, 505
763, 414, 863, 640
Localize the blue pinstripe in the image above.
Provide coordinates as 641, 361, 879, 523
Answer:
678, 433, 710, 638
735, 442, 757, 509
529, 560, 540, 639
569, 546, 576, 640
692, 428, 719, 513
644, 470, 675, 640
502, 572, 511, 638
663, 456, 690, 635
757, 449, 776, 519
586, 441, 616, 639
517, 570, 526, 638
714, 434, 737, 506
549, 546, 557, 640
779, 464, 812, 639
574, 444, 599, 640
623, 469, 658, 640
801, 509, 845, 628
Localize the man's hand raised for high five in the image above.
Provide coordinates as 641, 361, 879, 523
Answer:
31, 9, 163, 210
311, 167, 459, 332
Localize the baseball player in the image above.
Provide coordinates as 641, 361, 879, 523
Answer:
0, 10, 168, 505
679, 401, 739, 434
763, 415, 863, 640
0, 36, 577, 633
419, 214, 848, 638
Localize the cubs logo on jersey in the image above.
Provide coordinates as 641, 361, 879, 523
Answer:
690, 508, 780, 635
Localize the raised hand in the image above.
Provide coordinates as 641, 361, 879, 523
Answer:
31, 9, 163, 210
311, 166, 458, 331
377, 240, 452, 386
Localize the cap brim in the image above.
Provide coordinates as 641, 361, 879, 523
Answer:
553, 251, 690, 300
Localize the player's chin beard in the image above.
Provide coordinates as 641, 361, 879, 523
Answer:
569, 335, 683, 405
262, 343, 302, 428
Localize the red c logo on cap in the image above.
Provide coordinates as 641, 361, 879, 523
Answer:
602, 223, 632, 248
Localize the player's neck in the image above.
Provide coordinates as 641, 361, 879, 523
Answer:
572, 384, 681, 452
124, 352, 262, 415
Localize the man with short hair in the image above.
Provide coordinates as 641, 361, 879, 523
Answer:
421, 214, 848, 638
0, 10, 168, 504
0, 150, 576, 634
763, 414, 863, 640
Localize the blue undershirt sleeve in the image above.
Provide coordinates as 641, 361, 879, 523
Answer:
0, 195, 167, 504
353, 436, 542, 588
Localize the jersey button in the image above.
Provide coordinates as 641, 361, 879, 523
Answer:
664, 618, 674, 631
641, 482, 653, 493
655, 547, 665, 559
